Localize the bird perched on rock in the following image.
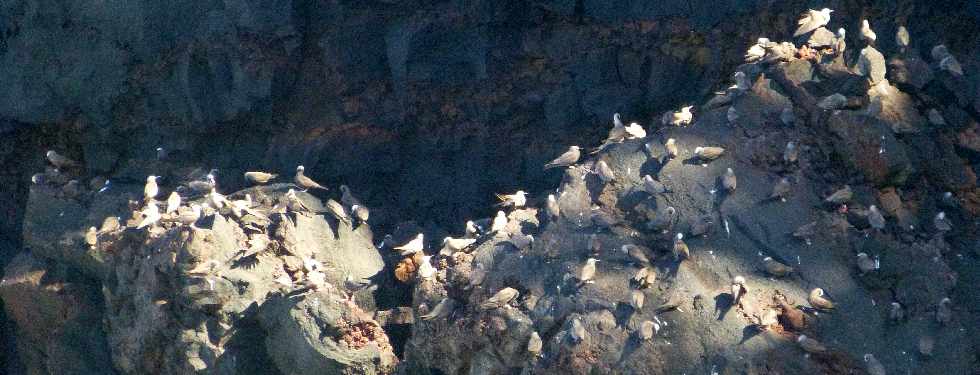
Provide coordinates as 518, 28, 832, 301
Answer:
443, 237, 476, 253
624, 123, 646, 139
465, 220, 481, 238
818, 93, 847, 110
186, 173, 216, 194
496, 191, 527, 208
85, 227, 98, 249
168, 204, 202, 228
351, 204, 370, 223
809, 288, 835, 310
544, 146, 581, 170
868, 205, 886, 231
421, 298, 456, 320
621, 245, 650, 266
731, 276, 748, 305
864, 354, 886, 375
673, 233, 690, 261
889, 302, 905, 322
325, 199, 350, 223
137, 204, 161, 229
780, 107, 796, 126
641, 175, 668, 195
144, 176, 159, 201
594, 160, 615, 183
727, 107, 739, 125
395, 234, 424, 256
663, 139, 679, 161
722, 168, 737, 192
165, 191, 181, 214
783, 142, 799, 164
46, 150, 79, 169
694, 146, 725, 162
546, 194, 560, 221
491, 210, 508, 233
569, 318, 587, 344
896, 25, 909, 53
100, 216, 121, 234
856, 253, 877, 274
630, 290, 645, 311
244, 171, 278, 185
579, 258, 599, 284
860, 19, 876, 45
776, 296, 806, 330
762, 257, 794, 277
639, 320, 658, 341
744, 38, 769, 63
834, 28, 846, 56
733, 71, 750, 92
797, 335, 827, 353
528, 332, 543, 356
294, 166, 328, 191
794, 8, 833, 37
417, 255, 436, 280
665, 106, 694, 126
769, 177, 791, 201
633, 267, 657, 288
936, 298, 952, 325
939, 55, 964, 76
593, 114, 628, 153
480, 287, 519, 310
824, 185, 852, 205
934, 212, 951, 233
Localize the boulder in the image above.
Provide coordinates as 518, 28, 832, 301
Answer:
856, 46, 887, 85
867, 81, 926, 134
806, 27, 836, 48
825, 111, 914, 187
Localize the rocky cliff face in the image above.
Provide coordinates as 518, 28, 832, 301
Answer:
1, 0, 979, 374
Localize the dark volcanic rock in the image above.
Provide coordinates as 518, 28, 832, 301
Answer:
825, 111, 914, 186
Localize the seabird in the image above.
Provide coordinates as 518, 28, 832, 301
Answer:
934, 212, 951, 232
769, 177, 791, 201
940, 56, 964, 76
624, 122, 646, 139
673, 233, 689, 261
418, 255, 436, 280
339, 185, 364, 208
85, 227, 98, 249
722, 168, 737, 192
244, 171, 278, 185
731, 276, 748, 305
733, 71, 749, 91
294, 166, 328, 191
99, 216, 121, 234
797, 335, 827, 353
745, 38, 768, 63
630, 290, 645, 311
443, 237, 476, 252
868, 205, 886, 231
808, 288, 835, 310
491, 211, 508, 233
546, 194, 560, 221
889, 302, 905, 321
727, 106, 739, 125
284, 189, 312, 213
465, 220, 481, 238
856, 252, 877, 274
762, 257, 793, 277
818, 93, 848, 110
170, 204, 202, 227
860, 19, 877, 45
665, 138, 679, 160
896, 25, 910, 53
351, 204, 370, 223
641, 175, 668, 195
137, 204, 161, 229
864, 354, 886, 375
834, 28, 846, 55
594, 160, 615, 182
421, 298, 456, 320
528, 332, 543, 356
936, 298, 952, 325
579, 258, 599, 284
395, 234, 424, 256
166, 191, 181, 214
780, 107, 796, 126
496, 191, 527, 208
621, 244, 650, 265
479, 287, 519, 310
633, 267, 655, 288
793, 8, 833, 37
694, 146, 725, 161
569, 318, 586, 344
593, 114, 627, 153
824, 185, 853, 205
784, 141, 799, 164
45, 150, 79, 169
325, 199, 350, 223
208, 187, 228, 210
144, 176, 159, 201
186, 174, 216, 194
156, 147, 167, 160
544, 146, 581, 170
667, 106, 694, 126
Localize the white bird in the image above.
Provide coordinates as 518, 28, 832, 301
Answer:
639, 320, 659, 341
144, 176, 159, 201
665, 138, 679, 159
166, 191, 181, 214
624, 122, 646, 139
745, 42, 766, 63
835, 28, 847, 55
896, 25, 910, 52
860, 19, 876, 45
667, 106, 694, 126
594, 160, 615, 182
208, 187, 228, 210
495, 190, 527, 208
45, 150, 79, 169
418, 256, 436, 280
864, 354, 886, 375
465, 220, 480, 238
546, 194, 560, 220
443, 237, 477, 252
579, 258, 599, 284
491, 211, 508, 233
395, 234, 424, 256
733, 71, 749, 91
137, 204, 161, 229
934, 212, 951, 232
794, 8, 833, 37
528, 332, 543, 356
939, 55, 964, 76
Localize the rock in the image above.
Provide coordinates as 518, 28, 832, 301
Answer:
806, 27, 836, 48
867, 81, 926, 133
957, 123, 980, 154
782, 59, 815, 85
825, 111, 914, 186
258, 292, 398, 375
887, 56, 934, 90
857, 46, 887, 85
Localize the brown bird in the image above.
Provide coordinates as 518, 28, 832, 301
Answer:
762, 257, 794, 277
544, 146, 581, 170
808, 288, 835, 310
694, 146, 725, 161
722, 168, 737, 192
672, 233, 690, 261
244, 171, 278, 185
621, 244, 651, 265
639, 320, 658, 341
797, 335, 827, 354
294, 165, 328, 191
776, 297, 806, 330
480, 287, 519, 310
633, 267, 656, 289
731, 276, 748, 305
84, 227, 98, 249
824, 185, 852, 205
